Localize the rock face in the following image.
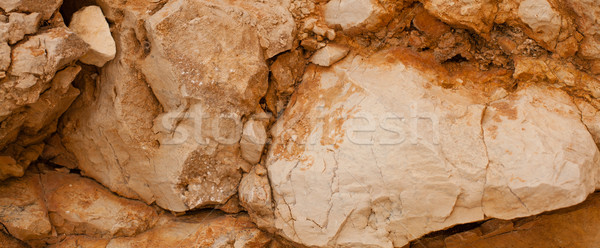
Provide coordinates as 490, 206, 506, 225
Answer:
59, 0, 295, 212
69, 6, 116, 67
3, 0, 600, 247
41, 171, 158, 238
0, 172, 51, 242
0, 14, 89, 180
106, 213, 271, 248
259, 49, 600, 247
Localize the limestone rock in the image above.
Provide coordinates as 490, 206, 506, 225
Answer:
420, 0, 497, 34
260, 48, 600, 247
60, 0, 270, 211
324, 0, 394, 33
309, 44, 350, 67
106, 213, 271, 247
0, 0, 62, 20
240, 120, 267, 164
229, 0, 296, 58
6, 12, 41, 44
41, 170, 158, 238
239, 165, 274, 229
69, 6, 116, 67
517, 0, 561, 48
481, 85, 599, 219
0, 172, 52, 242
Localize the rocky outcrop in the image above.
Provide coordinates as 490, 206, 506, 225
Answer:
59, 0, 295, 212
0, 0, 89, 181
256, 48, 600, 247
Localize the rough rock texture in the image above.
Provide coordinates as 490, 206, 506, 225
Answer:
258, 49, 600, 247
3, 0, 600, 247
41, 170, 158, 238
309, 44, 350, 67
59, 0, 294, 212
106, 213, 271, 247
0, 171, 51, 242
0, 21, 88, 180
69, 6, 116, 67
411, 192, 600, 248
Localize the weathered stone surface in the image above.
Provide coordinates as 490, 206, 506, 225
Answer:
239, 165, 274, 229
0, 230, 29, 248
6, 12, 41, 44
259, 48, 600, 247
0, 0, 62, 20
309, 44, 350, 67
69, 6, 116, 67
0, 42, 9, 71
41, 170, 158, 238
0, 172, 52, 242
420, 0, 497, 34
324, 0, 393, 33
517, 0, 561, 48
60, 0, 275, 212
482, 85, 599, 219
48, 236, 110, 248
106, 213, 271, 247
229, 0, 296, 58
241, 120, 268, 164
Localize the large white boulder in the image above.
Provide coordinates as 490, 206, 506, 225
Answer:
257, 48, 600, 247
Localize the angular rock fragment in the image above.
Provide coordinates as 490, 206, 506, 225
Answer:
240, 120, 267, 164
239, 165, 273, 229
106, 213, 270, 247
309, 44, 349, 67
6, 12, 41, 44
420, 0, 497, 34
41, 170, 158, 238
324, 0, 393, 32
69, 6, 116, 67
0, 172, 52, 242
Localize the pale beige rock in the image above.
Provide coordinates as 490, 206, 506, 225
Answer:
239, 165, 274, 229
60, 0, 270, 212
517, 0, 561, 47
420, 0, 497, 34
482, 85, 599, 219
6, 12, 41, 44
69, 6, 116, 67
240, 120, 267, 164
309, 44, 350, 67
324, 0, 392, 32
265, 49, 489, 247
0, 0, 62, 20
41, 170, 158, 237
260, 48, 600, 247
0, 172, 52, 242
228, 0, 295, 58
106, 213, 271, 247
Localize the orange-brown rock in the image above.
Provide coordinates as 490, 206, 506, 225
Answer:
41, 171, 158, 238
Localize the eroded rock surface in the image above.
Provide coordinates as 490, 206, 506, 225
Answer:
258, 49, 600, 247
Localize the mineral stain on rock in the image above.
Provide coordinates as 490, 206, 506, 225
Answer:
1, 0, 600, 247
